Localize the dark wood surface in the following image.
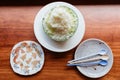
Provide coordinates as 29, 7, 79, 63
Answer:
0, 5, 120, 80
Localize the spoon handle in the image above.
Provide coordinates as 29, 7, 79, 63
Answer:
67, 60, 101, 67
69, 55, 109, 64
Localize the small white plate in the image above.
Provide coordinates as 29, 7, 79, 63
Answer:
75, 38, 113, 78
10, 41, 44, 76
34, 2, 85, 52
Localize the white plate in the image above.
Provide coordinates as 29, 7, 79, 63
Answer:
34, 2, 85, 52
10, 41, 44, 76
75, 38, 113, 78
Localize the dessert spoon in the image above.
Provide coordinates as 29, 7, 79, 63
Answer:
69, 55, 109, 64
67, 60, 108, 67
68, 49, 107, 63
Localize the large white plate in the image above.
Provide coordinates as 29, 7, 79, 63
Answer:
34, 2, 85, 52
75, 38, 113, 78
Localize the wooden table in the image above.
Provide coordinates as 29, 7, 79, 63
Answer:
0, 5, 120, 80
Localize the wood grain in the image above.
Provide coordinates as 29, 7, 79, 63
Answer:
0, 5, 120, 80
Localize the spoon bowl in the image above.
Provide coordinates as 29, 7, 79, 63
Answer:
98, 49, 107, 56
99, 60, 108, 66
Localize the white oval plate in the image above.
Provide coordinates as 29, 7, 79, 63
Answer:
34, 2, 85, 52
10, 41, 44, 76
75, 38, 113, 78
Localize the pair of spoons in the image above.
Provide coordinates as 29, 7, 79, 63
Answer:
67, 49, 109, 67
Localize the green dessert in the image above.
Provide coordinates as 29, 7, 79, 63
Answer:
42, 6, 78, 41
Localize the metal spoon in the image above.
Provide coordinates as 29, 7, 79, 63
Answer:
69, 55, 109, 64
68, 49, 107, 63
67, 60, 108, 67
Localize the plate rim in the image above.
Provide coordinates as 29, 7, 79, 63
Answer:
34, 1, 85, 52
75, 38, 113, 78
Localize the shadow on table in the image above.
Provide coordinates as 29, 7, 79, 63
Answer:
0, 0, 120, 6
